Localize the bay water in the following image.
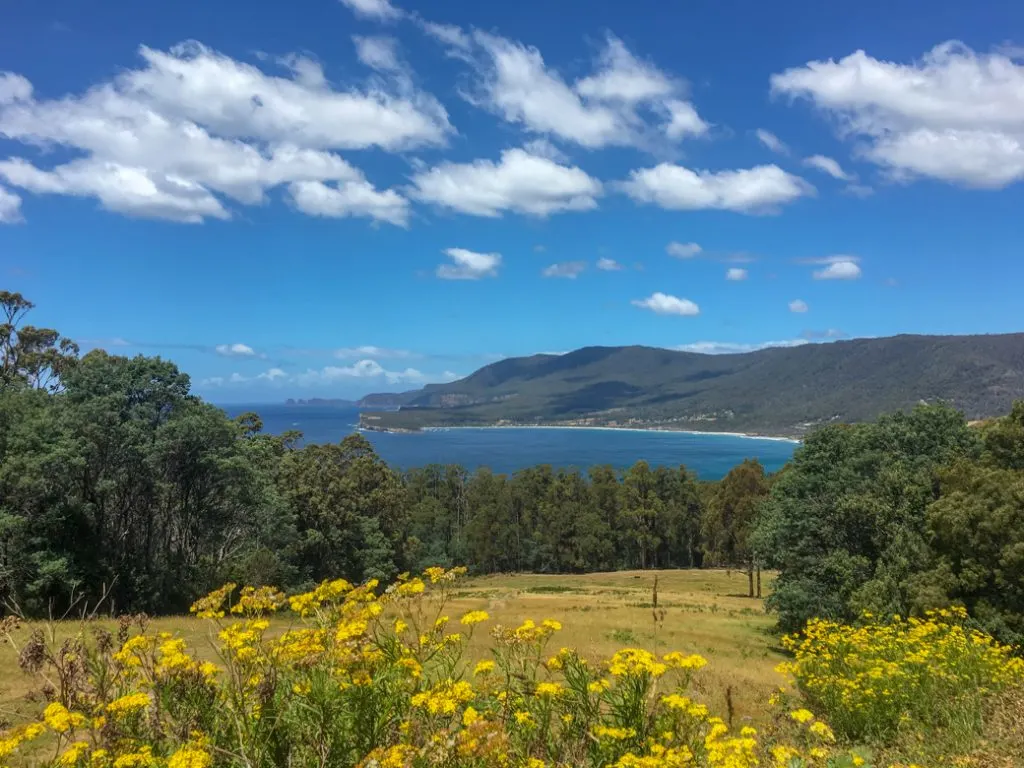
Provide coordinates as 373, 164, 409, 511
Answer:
222, 404, 798, 479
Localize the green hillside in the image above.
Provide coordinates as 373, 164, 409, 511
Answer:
358, 333, 1024, 436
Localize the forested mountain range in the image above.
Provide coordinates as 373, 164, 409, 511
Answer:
359, 333, 1024, 436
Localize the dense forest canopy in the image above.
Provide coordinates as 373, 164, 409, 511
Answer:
1, 292, 1023, 649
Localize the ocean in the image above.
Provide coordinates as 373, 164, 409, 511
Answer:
221, 404, 798, 479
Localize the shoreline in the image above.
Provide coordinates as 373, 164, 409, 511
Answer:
361, 422, 802, 443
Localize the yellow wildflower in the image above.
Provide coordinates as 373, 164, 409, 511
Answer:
58, 741, 90, 766
106, 692, 150, 717
789, 708, 815, 724
460, 610, 490, 626
167, 744, 212, 768
43, 702, 85, 733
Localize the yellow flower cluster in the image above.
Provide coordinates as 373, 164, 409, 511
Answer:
609, 648, 668, 678
2, 566, 1013, 768
778, 607, 1024, 744
105, 693, 150, 718
43, 702, 86, 734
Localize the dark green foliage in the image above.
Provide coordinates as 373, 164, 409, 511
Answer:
703, 459, 770, 596
4, 291, 1024, 649
362, 335, 1024, 436
755, 405, 982, 632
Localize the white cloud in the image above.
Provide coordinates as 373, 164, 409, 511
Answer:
797, 254, 860, 265
575, 36, 674, 103
666, 241, 702, 259
789, 299, 809, 313
771, 41, 1024, 188
0, 183, 22, 223
596, 257, 622, 271
521, 138, 568, 163
621, 163, 813, 213
419, 20, 472, 51
804, 154, 853, 180
353, 35, 401, 72
542, 260, 587, 279
468, 32, 706, 150
335, 345, 415, 359
632, 292, 700, 316
0, 41, 446, 221
813, 260, 862, 280
436, 247, 501, 280
205, 361, 459, 388
295, 360, 456, 386
756, 129, 789, 154
0, 73, 32, 103
215, 343, 257, 357
725, 267, 748, 281
663, 99, 710, 139
674, 339, 809, 354
338, 0, 402, 21
0, 157, 229, 223
410, 147, 601, 217
288, 179, 409, 225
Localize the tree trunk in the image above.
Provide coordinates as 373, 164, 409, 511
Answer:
756, 566, 762, 599
747, 563, 754, 598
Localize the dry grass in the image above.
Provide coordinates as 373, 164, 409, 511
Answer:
1, 569, 783, 731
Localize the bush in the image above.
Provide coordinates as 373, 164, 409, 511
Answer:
776, 607, 1024, 749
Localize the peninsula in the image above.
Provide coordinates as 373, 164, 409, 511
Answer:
356, 333, 1024, 437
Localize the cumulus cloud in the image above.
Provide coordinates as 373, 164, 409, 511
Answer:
288, 179, 409, 225
0, 41, 446, 221
215, 343, 258, 357
804, 154, 853, 180
813, 260, 862, 280
621, 163, 813, 213
674, 339, 809, 354
338, 0, 402, 21
436, 247, 501, 280
666, 241, 702, 258
756, 129, 789, 154
771, 41, 1024, 188
596, 257, 622, 271
542, 260, 587, 278
410, 147, 602, 217
632, 292, 700, 316
0, 183, 22, 223
789, 299, 809, 313
725, 267, 748, 281
467, 32, 707, 150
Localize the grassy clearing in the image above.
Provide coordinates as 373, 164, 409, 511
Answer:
1, 569, 782, 730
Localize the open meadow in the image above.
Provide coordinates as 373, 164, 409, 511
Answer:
1, 569, 781, 729
3, 566, 1024, 767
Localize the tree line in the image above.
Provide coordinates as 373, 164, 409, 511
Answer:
2, 291, 1022, 648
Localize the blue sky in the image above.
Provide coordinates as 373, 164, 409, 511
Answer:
2, 0, 1023, 402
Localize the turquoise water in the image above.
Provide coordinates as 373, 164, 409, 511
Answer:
222, 404, 798, 479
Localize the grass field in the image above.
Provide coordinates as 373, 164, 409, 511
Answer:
0, 569, 783, 733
